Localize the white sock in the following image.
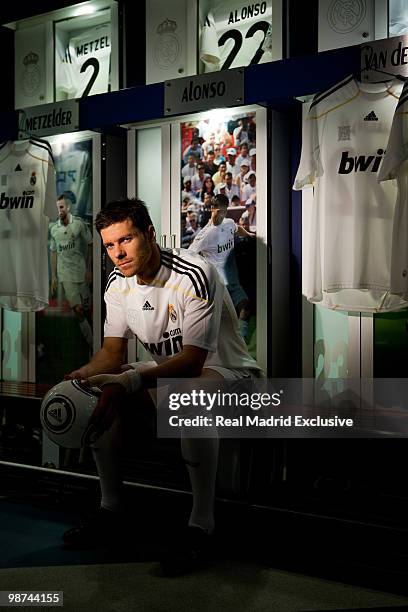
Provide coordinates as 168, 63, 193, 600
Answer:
79, 318, 93, 349
91, 419, 122, 512
181, 434, 219, 533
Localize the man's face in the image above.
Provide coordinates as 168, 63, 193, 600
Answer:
219, 163, 227, 173
184, 180, 192, 191
207, 153, 215, 163
101, 219, 154, 278
197, 164, 205, 176
249, 175, 256, 187
56, 199, 69, 220
228, 154, 235, 163
240, 165, 249, 176
226, 173, 233, 186
241, 145, 249, 156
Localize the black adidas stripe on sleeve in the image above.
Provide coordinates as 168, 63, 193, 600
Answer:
29, 138, 55, 165
310, 75, 354, 110
161, 251, 211, 301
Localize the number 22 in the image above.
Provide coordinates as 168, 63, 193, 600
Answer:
218, 21, 270, 70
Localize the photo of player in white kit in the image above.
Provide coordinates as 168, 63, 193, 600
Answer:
50, 194, 93, 350
188, 194, 255, 340
63, 199, 261, 575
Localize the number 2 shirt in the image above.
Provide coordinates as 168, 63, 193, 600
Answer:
57, 23, 111, 98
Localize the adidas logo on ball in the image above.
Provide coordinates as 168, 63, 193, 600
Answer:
40, 379, 101, 449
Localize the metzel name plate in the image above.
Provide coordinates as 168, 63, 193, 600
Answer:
361, 35, 408, 82
18, 99, 79, 138
164, 69, 244, 115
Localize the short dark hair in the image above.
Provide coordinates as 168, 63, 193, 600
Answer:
95, 198, 153, 234
212, 194, 229, 210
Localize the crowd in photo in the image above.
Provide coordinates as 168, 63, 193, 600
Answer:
180, 114, 257, 247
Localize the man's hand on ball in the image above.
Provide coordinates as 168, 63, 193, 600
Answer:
87, 383, 126, 434
85, 371, 142, 434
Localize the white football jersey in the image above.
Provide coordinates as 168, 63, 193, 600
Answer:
378, 80, 408, 301
188, 218, 236, 285
50, 214, 93, 283
0, 139, 56, 311
200, 1, 272, 72
104, 248, 259, 372
294, 75, 407, 312
54, 146, 92, 218
57, 23, 111, 98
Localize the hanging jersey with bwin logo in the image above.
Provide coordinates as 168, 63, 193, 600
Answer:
57, 23, 111, 98
294, 75, 407, 313
0, 139, 56, 311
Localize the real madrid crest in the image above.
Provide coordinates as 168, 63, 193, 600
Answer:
168, 303, 178, 323
21, 51, 42, 97
154, 18, 181, 69
30, 172, 37, 186
327, 0, 366, 34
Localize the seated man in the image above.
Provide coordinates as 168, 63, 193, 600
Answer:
63, 199, 261, 574
188, 194, 255, 340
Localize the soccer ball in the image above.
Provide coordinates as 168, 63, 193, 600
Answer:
40, 379, 101, 449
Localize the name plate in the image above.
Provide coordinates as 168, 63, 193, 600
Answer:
18, 99, 79, 138
361, 35, 408, 82
164, 69, 244, 116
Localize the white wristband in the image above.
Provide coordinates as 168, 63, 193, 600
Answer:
86, 370, 142, 395
121, 369, 142, 394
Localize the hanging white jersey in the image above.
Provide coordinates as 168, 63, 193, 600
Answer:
57, 23, 111, 98
54, 146, 92, 218
50, 214, 92, 283
378, 80, 408, 301
294, 75, 407, 312
0, 139, 56, 311
200, 1, 272, 72
104, 248, 260, 372
188, 218, 236, 285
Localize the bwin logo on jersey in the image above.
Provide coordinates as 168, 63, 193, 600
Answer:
0, 192, 34, 209
338, 149, 385, 174
59, 240, 75, 252
217, 238, 234, 253
141, 330, 183, 357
